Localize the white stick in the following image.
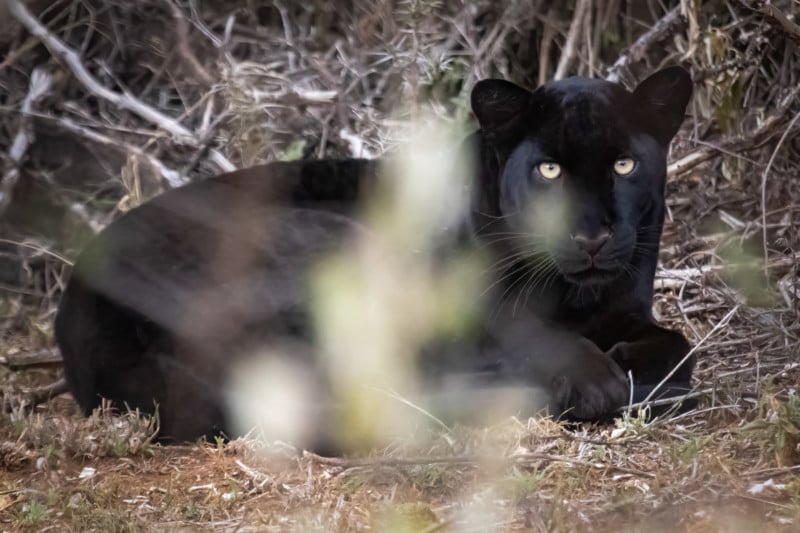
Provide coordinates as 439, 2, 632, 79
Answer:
0, 68, 52, 214
643, 305, 740, 404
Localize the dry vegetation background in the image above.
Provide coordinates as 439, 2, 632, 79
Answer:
1, 0, 800, 531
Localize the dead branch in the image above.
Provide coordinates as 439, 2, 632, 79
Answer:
667, 85, 800, 177
0, 68, 51, 216
537, 8, 557, 86
31, 113, 185, 188
605, 6, 685, 84
0, 349, 62, 368
554, 0, 590, 80
738, 0, 800, 41
23, 378, 68, 405
4, 0, 236, 175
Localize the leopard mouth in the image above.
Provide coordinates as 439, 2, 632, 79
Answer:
561, 265, 623, 285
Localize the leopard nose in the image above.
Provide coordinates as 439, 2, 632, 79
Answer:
571, 230, 610, 256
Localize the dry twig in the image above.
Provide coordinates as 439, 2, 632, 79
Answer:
605, 6, 685, 83
738, 0, 800, 40
667, 84, 800, 177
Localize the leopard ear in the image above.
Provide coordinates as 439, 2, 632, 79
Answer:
471, 79, 532, 132
632, 66, 693, 144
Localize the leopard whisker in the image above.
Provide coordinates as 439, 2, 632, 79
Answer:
512, 267, 538, 318
482, 246, 551, 274
522, 259, 559, 304
482, 251, 536, 275
473, 212, 516, 233
490, 259, 547, 321
485, 250, 555, 319
480, 259, 533, 298
541, 265, 562, 292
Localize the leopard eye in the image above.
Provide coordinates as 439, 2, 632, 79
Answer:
538, 162, 562, 180
613, 157, 636, 176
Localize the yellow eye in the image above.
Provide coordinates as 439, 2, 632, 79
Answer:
538, 162, 562, 180
614, 158, 636, 176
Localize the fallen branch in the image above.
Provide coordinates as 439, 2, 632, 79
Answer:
0, 68, 51, 216
2, 379, 69, 413
305, 450, 655, 478
606, 6, 685, 84
0, 349, 62, 368
22, 379, 68, 405
5, 0, 236, 175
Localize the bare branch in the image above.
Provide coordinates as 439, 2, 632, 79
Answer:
538, 12, 557, 86
554, 0, 590, 81
4, 0, 236, 174
605, 6, 685, 84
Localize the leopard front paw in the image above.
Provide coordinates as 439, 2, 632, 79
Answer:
551, 341, 629, 420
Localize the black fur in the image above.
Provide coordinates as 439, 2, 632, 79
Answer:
55, 68, 694, 448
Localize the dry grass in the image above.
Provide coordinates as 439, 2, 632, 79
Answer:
1, 0, 800, 531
